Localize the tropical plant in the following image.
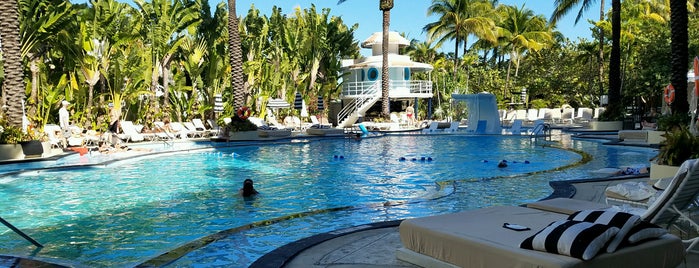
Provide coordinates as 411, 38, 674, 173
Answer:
135, 0, 200, 112
551, 0, 607, 103
654, 126, 699, 166
226, 114, 257, 132
424, 0, 496, 75
0, 118, 32, 144
552, 0, 624, 121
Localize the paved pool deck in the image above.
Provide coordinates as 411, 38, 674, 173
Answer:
251, 176, 699, 268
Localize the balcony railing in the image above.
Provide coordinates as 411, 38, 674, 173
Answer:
342, 80, 433, 98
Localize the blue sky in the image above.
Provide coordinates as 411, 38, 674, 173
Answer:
74, 0, 610, 55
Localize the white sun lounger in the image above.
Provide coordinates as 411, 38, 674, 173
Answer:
397, 205, 684, 268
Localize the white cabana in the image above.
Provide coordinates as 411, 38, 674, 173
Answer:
451, 92, 501, 134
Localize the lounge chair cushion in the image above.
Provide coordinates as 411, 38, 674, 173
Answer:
567, 210, 640, 253
623, 221, 668, 245
520, 220, 620, 260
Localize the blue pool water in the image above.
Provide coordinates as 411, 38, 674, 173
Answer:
0, 134, 656, 267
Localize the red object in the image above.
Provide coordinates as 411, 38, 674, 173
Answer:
664, 84, 675, 104
70, 147, 88, 156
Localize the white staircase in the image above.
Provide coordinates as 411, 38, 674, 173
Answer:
337, 82, 381, 128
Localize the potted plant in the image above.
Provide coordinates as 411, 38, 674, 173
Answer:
225, 114, 259, 140
650, 125, 699, 179
591, 105, 624, 131
0, 119, 31, 160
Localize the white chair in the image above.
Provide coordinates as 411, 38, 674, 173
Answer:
421, 122, 440, 133
117, 121, 145, 142
192, 119, 217, 136
527, 109, 539, 122
593, 107, 606, 120
561, 108, 575, 124
43, 124, 64, 148
549, 108, 562, 123
444, 121, 460, 132
507, 119, 524, 135
183, 122, 207, 138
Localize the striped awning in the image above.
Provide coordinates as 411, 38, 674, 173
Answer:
268, 98, 290, 109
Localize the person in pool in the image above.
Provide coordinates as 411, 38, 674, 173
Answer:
239, 179, 259, 197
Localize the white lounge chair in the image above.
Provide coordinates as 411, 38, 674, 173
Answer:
531, 159, 699, 253
421, 122, 440, 133
43, 124, 64, 148
561, 108, 575, 124
117, 121, 145, 142
167, 122, 190, 139
444, 121, 460, 132
192, 119, 217, 137
183, 122, 207, 138
549, 108, 562, 123
398, 205, 684, 268
507, 119, 524, 135
593, 107, 606, 120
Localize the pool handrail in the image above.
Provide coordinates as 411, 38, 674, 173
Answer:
0, 216, 42, 248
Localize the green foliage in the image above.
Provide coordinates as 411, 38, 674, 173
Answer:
656, 113, 691, 131
655, 126, 699, 166
226, 116, 258, 132
598, 105, 624, 121
0, 119, 33, 144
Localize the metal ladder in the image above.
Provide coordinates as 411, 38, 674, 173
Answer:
0, 217, 42, 248
530, 122, 552, 145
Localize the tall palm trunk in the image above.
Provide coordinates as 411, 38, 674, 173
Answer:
598, 0, 605, 101
228, 0, 245, 111
0, 0, 25, 127
670, 0, 688, 116
606, 0, 622, 118
380, 0, 393, 119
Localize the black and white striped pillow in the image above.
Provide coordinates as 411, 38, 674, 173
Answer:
567, 210, 640, 252
520, 220, 619, 260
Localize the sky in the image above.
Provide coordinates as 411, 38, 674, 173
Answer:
74, 0, 611, 55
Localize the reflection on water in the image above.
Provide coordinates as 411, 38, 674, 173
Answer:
0, 135, 656, 267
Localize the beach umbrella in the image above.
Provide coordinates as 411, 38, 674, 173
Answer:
267, 98, 290, 109
294, 92, 303, 110
317, 96, 325, 111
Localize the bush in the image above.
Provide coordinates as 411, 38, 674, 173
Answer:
226, 115, 258, 132
654, 126, 699, 166
0, 119, 32, 144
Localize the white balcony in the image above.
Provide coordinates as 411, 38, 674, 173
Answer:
342, 80, 433, 99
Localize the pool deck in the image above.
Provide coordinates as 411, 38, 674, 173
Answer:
252, 176, 699, 268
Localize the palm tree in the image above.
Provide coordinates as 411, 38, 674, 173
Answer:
135, 0, 199, 112
0, 0, 26, 127
552, 0, 625, 121
551, 0, 606, 106
669, 0, 688, 116
338, 0, 393, 118
228, 0, 245, 112
498, 5, 553, 95
424, 0, 496, 75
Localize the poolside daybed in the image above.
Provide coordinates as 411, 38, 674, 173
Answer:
397, 205, 684, 268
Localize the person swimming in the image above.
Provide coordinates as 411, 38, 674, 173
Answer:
239, 179, 259, 197
497, 160, 508, 168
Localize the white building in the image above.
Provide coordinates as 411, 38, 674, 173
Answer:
336, 32, 433, 127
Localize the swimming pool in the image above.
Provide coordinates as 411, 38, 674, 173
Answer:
0, 134, 656, 267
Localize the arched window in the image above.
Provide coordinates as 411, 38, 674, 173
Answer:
404, 67, 411, 80
367, 67, 379, 81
